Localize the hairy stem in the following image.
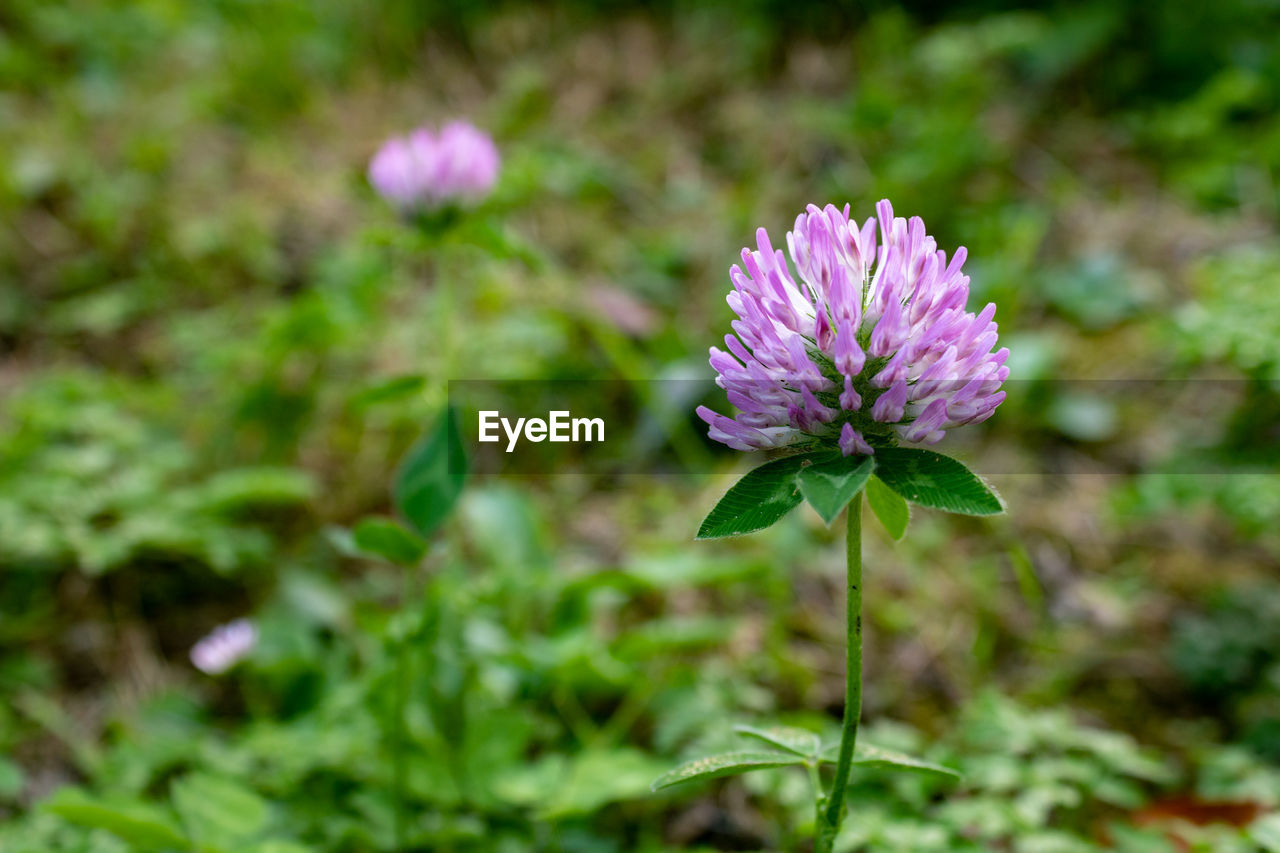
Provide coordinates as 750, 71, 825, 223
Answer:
816, 494, 863, 853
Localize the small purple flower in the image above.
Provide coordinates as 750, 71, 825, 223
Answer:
698, 200, 1008, 456
190, 618, 257, 675
368, 120, 500, 211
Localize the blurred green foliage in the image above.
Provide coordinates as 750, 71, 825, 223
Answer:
2, 0, 1279, 850
0, 372, 314, 576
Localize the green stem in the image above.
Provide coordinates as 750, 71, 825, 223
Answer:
392, 635, 408, 852
436, 255, 456, 386
817, 494, 863, 853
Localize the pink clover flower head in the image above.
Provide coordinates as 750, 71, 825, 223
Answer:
698, 200, 1009, 457
368, 120, 500, 210
190, 618, 258, 675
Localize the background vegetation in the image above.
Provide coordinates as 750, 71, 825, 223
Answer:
2, 1, 1279, 850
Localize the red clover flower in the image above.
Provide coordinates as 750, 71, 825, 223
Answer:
697, 200, 1008, 456
368, 120, 500, 211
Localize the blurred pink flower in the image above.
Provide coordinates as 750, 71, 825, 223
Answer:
190, 618, 257, 675
368, 120, 500, 210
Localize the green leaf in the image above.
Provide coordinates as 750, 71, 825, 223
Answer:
393, 407, 467, 538
866, 474, 910, 539
872, 448, 1004, 516
43, 788, 188, 851
819, 742, 962, 780
197, 468, 316, 514
697, 453, 825, 539
171, 773, 268, 848
733, 724, 821, 757
797, 454, 875, 525
351, 517, 427, 566
650, 751, 805, 791
536, 748, 671, 819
